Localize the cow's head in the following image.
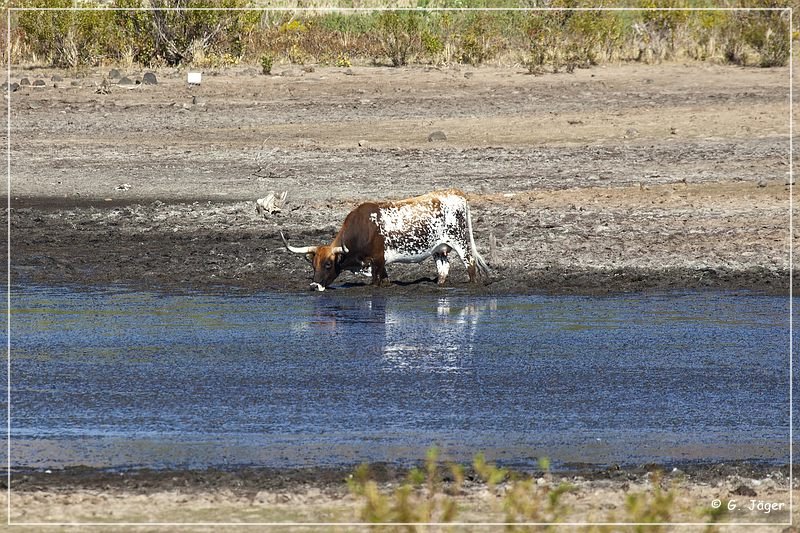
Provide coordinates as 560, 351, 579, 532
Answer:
281, 232, 348, 291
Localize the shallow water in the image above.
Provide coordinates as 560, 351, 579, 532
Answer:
3, 285, 794, 470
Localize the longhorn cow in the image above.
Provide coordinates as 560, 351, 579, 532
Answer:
281, 189, 490, 291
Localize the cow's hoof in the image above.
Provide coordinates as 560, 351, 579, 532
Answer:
309, 283, 326, 292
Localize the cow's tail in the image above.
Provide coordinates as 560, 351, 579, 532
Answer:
464, 200, 491, 279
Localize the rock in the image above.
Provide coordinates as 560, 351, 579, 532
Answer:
32, 79, 46, 87
344, 68, 354, 76
51, 75, 63, 82
358, 140, 368, 147
428, 130, 447, 142
669, 127, 678, 135
115, 183, 131, 191
2, 82, 19, 93
256, 191, 288, 217
280, 69, 303, 77
118, 77, 134, 86
70, 81, 80, 86
19, 78, 30, 86
109, 68, 121, 79
464, 72, 474, 79
142, 72, 158, 85
757, 179, 768, 188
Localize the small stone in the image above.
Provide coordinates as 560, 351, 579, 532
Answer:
117, 77, 134, 86
624, 128, 639, 139
32, 80, 46, 87
109, 68, 121, 79
142, 72, 158, 85
344, 68, 354, 76
464, 72, 474, 79
70, 81, 80, 86
51, 74, 63, 82
358, 140, 368, 147
670, 127, 678, 135
757, 179, 768, 188
19, 78, 30, 86
428, 130, 447, 142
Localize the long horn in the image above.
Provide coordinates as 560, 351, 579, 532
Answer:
330, 243, 349, 255
280, 231, 318, 254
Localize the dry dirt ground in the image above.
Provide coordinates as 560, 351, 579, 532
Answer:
3, 61, 793, 294
2, 62, 796, 527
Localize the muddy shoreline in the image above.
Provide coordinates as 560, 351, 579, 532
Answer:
7, 460, 796, 494
7, 191, 792, 297
5, 62, 793, 297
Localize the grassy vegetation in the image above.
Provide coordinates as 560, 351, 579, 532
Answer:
2, 0, 793, 71
346, 450, 746, 528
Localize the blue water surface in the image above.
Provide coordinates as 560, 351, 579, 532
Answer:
2, 285, 794, 470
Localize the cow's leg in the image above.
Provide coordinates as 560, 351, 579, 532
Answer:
434, 251, 450, 285
371, 258, 388, 286
449, 242, 478, 283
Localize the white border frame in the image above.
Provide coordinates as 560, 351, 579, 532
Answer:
4, 5, 794, 528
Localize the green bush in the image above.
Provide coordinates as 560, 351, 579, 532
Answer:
459, 12, 503, 66
375, 10, 422, 67
260, 53, 273, 74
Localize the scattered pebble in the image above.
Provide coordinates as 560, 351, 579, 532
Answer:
142, 72, 158, 85
428, 130, 447, 142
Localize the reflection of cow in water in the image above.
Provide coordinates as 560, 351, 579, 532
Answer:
382, 297, 497, 373
293, 294, 497, 373
299, 295, 497, 374
281, 190, 490, 291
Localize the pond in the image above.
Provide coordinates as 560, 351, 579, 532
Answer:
4, 285, 793, 471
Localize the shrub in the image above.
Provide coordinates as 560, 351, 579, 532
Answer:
260, 53, 273, 74
375, 10, 422, 67
458, 12, 502, 66
348, 447, 461, 523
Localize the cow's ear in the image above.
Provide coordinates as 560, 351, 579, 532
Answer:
304, 252, 315, 263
